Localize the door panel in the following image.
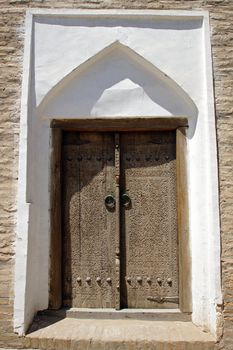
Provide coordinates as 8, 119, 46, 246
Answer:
120, 132, 178, 308
62, 132, 116, 308
62, 131, 178, 309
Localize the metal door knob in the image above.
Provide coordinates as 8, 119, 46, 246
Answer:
121, 193, 131, 208
105, 195, 115, 209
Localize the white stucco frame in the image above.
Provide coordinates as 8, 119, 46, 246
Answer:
14, 9, 222, 337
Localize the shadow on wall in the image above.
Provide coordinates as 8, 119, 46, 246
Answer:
35, 16, 203, 30
38, 42, 198, 137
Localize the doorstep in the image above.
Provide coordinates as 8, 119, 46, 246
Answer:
66, 308, 191, 321
25, 310, 217, 350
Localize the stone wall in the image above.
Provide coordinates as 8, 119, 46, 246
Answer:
0, 1, 232, 349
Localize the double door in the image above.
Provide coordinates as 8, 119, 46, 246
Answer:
62, 131, 178, 309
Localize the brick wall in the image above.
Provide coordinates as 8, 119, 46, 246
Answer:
0, 1, 232, 349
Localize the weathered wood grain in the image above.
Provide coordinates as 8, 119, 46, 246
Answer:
176, 127, 191, 313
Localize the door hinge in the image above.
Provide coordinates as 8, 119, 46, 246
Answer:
147, 296, 179, 304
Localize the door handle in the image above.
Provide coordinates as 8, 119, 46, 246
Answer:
121, 193, 131, 208
105, 195, 115, 209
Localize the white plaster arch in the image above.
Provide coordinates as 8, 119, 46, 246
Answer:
39, 41, 198, 128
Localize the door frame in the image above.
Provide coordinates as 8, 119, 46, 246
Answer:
49, 116, 191, 313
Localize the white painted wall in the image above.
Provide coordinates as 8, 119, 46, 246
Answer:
14, 10, 221, 336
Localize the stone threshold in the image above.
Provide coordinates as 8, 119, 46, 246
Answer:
67, 307, 191, 321
25, 310, 217, 350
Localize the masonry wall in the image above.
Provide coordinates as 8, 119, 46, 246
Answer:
0, 1, 232, 349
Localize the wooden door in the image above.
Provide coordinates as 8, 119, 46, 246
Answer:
62, 131, 178, 309
120, 131, 178, 308
62, 132, 117, 308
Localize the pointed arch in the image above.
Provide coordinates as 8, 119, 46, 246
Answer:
38, 41, 198, 122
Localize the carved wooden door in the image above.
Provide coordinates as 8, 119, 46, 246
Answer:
120, 132, 178, 308
62, 132, 118, 308
62, 130, 178, 309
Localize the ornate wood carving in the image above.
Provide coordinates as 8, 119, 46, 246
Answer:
62, 132, 116, 308
61, 130, 181, 310
120, 132, 178, 308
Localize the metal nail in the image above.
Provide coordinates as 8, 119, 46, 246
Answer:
96, 277, 101, 283
157, 277, 162, 284
106, 277, 111, 283
86, 277, 91, 282
167, 278, 172, 284
77, 277, 81, 283
146, 277, 151, 283
126, 277, 131, 283
137, 277, 142, 283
